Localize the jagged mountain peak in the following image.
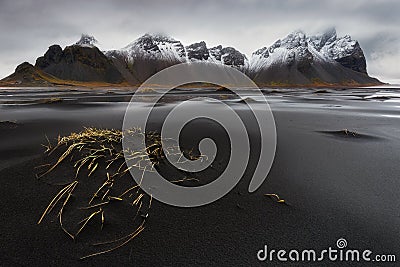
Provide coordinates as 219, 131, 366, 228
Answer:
275, 30, 309, 51
307, 28, 337, 51
121, 32, 186, 61
247, 28, 377, 85
34, 39, 124, 84
249, 30, 312, 72
186, 41, 210, 60
252, 30, 308, 59
307, 28, 360, 57
249, 28, 368, 74
75, 34, 98, 47
113, 34, 248, 68
285, 30, 307, 39
184, 41, 246, 67
308, 28, 366, 73
215, 46, 247, 67
136, 32, 178, 43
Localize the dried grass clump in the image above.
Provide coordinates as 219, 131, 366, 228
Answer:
37, 127, 204, 259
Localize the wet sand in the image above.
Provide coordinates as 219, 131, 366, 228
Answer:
0, 87, 399, 266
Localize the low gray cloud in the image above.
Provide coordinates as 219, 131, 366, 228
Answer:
0, 0, 398, 82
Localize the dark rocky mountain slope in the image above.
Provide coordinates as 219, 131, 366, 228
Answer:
34, 35, 124, 84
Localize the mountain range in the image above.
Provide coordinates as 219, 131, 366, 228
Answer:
0, 29, 382, 87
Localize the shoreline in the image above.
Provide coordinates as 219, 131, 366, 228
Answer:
0, 82, 387, 90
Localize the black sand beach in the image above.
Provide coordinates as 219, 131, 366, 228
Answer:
0, 87, 399, 266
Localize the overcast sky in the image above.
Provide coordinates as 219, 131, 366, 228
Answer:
0, 0, 399, 83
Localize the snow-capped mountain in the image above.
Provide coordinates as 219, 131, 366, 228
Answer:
247, 29, 377, 85
1, 29, 382, 87
105, 34, 187, 83
106, 29, 372, 86
107, 33, 186, 63
307, 28, 367, 73
249, 31, 314, 72
107, 33, 247, 67
248, 28, 367, 74
105, 33, 249, 83
75, 34, 98, 47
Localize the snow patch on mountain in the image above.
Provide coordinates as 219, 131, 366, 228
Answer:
308, 28, 358, 60
117, 33, 186, 63
249, 31, 314, 71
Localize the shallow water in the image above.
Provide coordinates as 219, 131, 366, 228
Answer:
2, 86, 400, 130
